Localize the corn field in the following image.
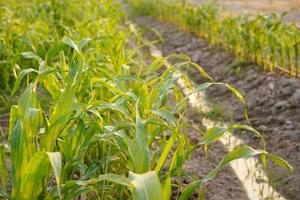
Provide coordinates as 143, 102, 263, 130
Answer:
0, 0, 295, 199
128, 0, 300, 77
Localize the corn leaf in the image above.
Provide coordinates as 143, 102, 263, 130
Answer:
129, 171, 164, 200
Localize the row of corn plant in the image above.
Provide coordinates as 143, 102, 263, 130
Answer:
127, 0, 300, 77
0, 0, 121, 112
0, 0, 293, 199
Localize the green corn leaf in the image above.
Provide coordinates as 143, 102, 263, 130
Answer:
75, 172, 164, 200
47, 152, 62, 198
200, 168, 219, 183
169, 141, 185, 176
8, 105, 18, 142
129, 171, 164, 200
190, 62, 214, 81
198, 188, 206, 200
46, 42, 67, 59
21, 51, 43, 64
155, 134, 175, 174
220, 146, 265, 166
180, 145, 277, 199
0, 190, 8, 198
38, 68, 58, 77
200, 127, 227, 145
178, 180, 202, 200
82, 174, 131, 187
145, 56, 165, 75
11, 120, 30, 199
151, 109, 176, 127
93, 79, 124, 95
162, 175, 171, 200
62, 36, 80, 53
23, 108, 43, 138
60, 180, 90, 199
0, 145, 7, 193
144, 117, 168, 127
139, 83, 150, 113
199, 124, 265, 148
67, 58, 83, 84
40, 73, 61, 100
268, 154, 294, 172
211, 146, 263, 181
11, 68, 38, 95
174, 83, 213, 111
17, 85, 40, 117
224, 83, 245, 104
79, 38, 92, 51
42, 58, 82, 150
91, 102, 131, 120
20, 152, 49, 200
154, 78, 178, 109
18, 152, 62, 200
59, 51, 68, 82
131, 101, 151, 173
228, 124, 262, 138
124, 91, 139, 101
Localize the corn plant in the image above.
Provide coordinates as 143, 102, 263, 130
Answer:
127, 0, 300, 77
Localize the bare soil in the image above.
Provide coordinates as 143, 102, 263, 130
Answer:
133, 16, 300, 200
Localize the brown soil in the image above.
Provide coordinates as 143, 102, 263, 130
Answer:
0, 114, 9, 134
132, 16, 300, 200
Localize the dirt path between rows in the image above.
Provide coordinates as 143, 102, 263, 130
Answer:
132, 16, 300, 200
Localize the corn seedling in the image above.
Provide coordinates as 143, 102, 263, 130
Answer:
127, 0, 300, 77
